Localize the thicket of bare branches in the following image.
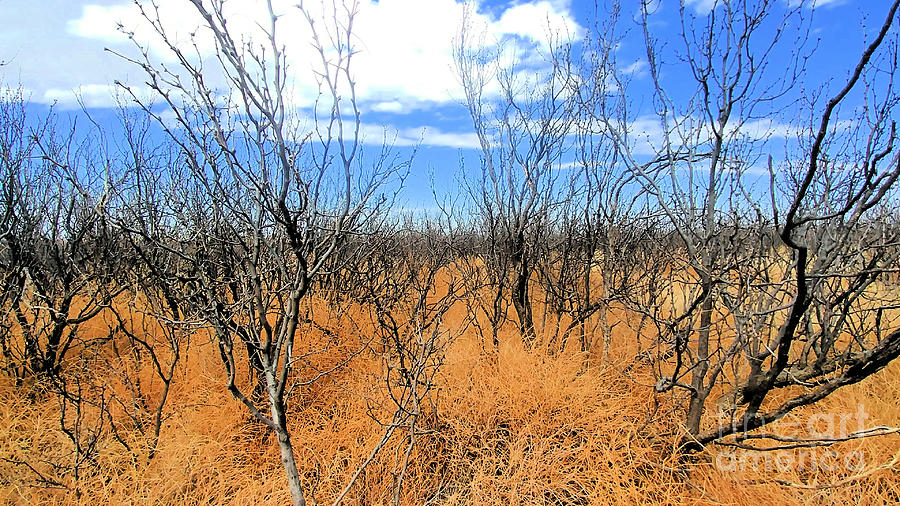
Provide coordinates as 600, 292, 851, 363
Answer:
3, 0, 900, 502
581, 0, 900, 448
0, 90, 123, 384
452, 0, 900, 452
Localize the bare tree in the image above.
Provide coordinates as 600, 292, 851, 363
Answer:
0, 87, 147, 497
105, 287, 186, 463
0, 87, 122, 385
709, 0, 900, 446
592, 0, 900, 449
535, 9, 658, 359
111, 1, 401, 504
333, 217, 462, 505
453, 9, 578, 347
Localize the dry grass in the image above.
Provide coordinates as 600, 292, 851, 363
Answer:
1, 293, 899, 505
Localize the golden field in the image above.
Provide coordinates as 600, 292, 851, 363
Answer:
1, 287, 898, 505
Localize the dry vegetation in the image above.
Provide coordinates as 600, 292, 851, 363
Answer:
4, 0, 900, 504
1, 284, 898, 505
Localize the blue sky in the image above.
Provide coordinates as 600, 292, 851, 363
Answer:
0, 0, 893, 209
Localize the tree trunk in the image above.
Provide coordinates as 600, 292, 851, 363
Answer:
268, 377, 307, 506
275, 427, 306, 506
686, 294, 713, 435
597, 302, 612, 362
511, 260, 536, 345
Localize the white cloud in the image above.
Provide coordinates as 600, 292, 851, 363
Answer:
617, 115, 806, 157
692, 0, 846, 15
625, 115, 666, 156
491, 1, 580, 41
370, 101, 406, 113
419, 127, 481, 149
42, 83, 144, 109
551, 161, 580, 170
733, 118, 799, 140
360, 123, 480, 149
786, 0, 848, 8
63, 0, 583, 111
621, 59, 648, 78
684, 0, 719, 14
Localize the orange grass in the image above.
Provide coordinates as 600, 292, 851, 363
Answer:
1, 288, 899, 505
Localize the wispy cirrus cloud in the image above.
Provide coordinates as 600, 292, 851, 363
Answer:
360, 122, 480, 149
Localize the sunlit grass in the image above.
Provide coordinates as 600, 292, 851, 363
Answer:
1, 289, 898, 505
